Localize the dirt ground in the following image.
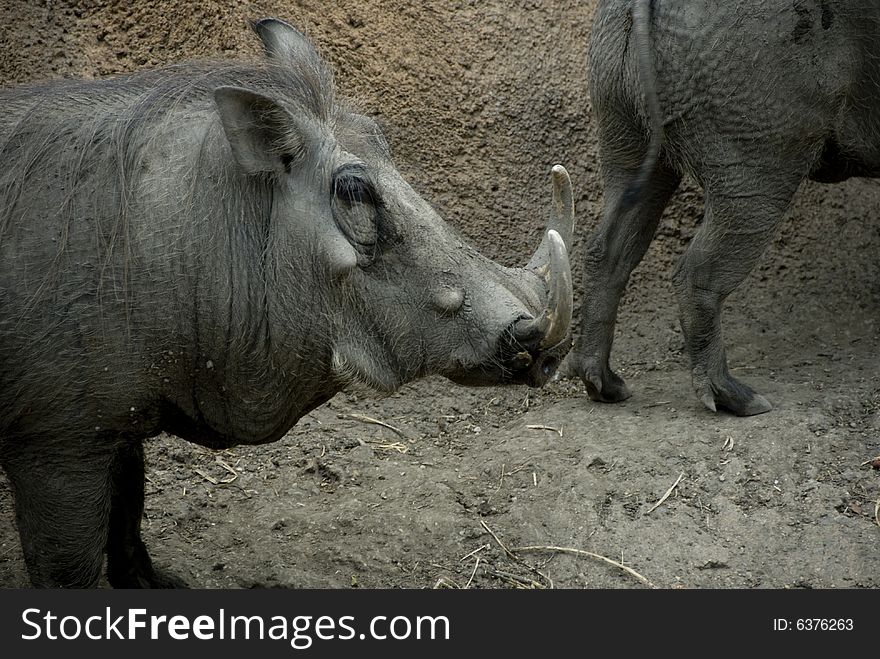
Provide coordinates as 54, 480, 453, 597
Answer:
0, 0, 878, 589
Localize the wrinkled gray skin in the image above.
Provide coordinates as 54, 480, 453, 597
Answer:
568, 0, 880, 415
0, 19, 575, 587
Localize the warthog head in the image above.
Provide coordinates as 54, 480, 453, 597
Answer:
211, 19, 575, 396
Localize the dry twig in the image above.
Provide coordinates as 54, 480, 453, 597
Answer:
480, 520, 517, 560
215, 457, 239, 482
479, 521, 553, 588
348, 413, 407, 439
193, 468, 218, 484
526, 424, 563, 437
460, 544, 490, 562
432, 576, 460, 589
366, 440, 408, 453
487, 569, 545, 589
645, 472, 685, 514
465, 557, 481, 589
512, 545, 655, 588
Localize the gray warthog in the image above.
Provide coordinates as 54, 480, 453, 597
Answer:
0, 19, 575, 587
567, 0, 880, 415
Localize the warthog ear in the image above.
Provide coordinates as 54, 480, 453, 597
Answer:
251, 18, 320, 65
213, 86, 305, 176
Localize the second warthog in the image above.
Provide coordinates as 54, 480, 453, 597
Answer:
567, 0, 879, 415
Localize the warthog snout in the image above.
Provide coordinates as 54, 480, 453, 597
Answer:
499, 166, 575, 386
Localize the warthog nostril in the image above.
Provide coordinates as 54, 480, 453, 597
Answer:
541, 356, 559, 376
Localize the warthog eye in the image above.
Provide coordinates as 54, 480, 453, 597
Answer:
335, 175, 373, 205
332, 164, 382, 263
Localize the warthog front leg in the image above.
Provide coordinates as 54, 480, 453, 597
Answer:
106, 441, 186, 588
566, 160, 681, 403
3, 441, 113, 587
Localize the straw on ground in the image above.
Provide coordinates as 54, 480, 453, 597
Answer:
512, 545, 656, 588
348, 413, 407, 439
527, 424, 563, 437
645, 472, 685, 514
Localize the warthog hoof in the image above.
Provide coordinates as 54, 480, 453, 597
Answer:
562, 353, 633, 403
692, 368, 772, 416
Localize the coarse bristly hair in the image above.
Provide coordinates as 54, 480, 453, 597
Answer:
0, 42, 384, 309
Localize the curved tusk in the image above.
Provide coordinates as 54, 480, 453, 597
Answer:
515, 229, 573, 350
526, 164, 576, 275
539, 229, 573, 348
549, 164, 575, 250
